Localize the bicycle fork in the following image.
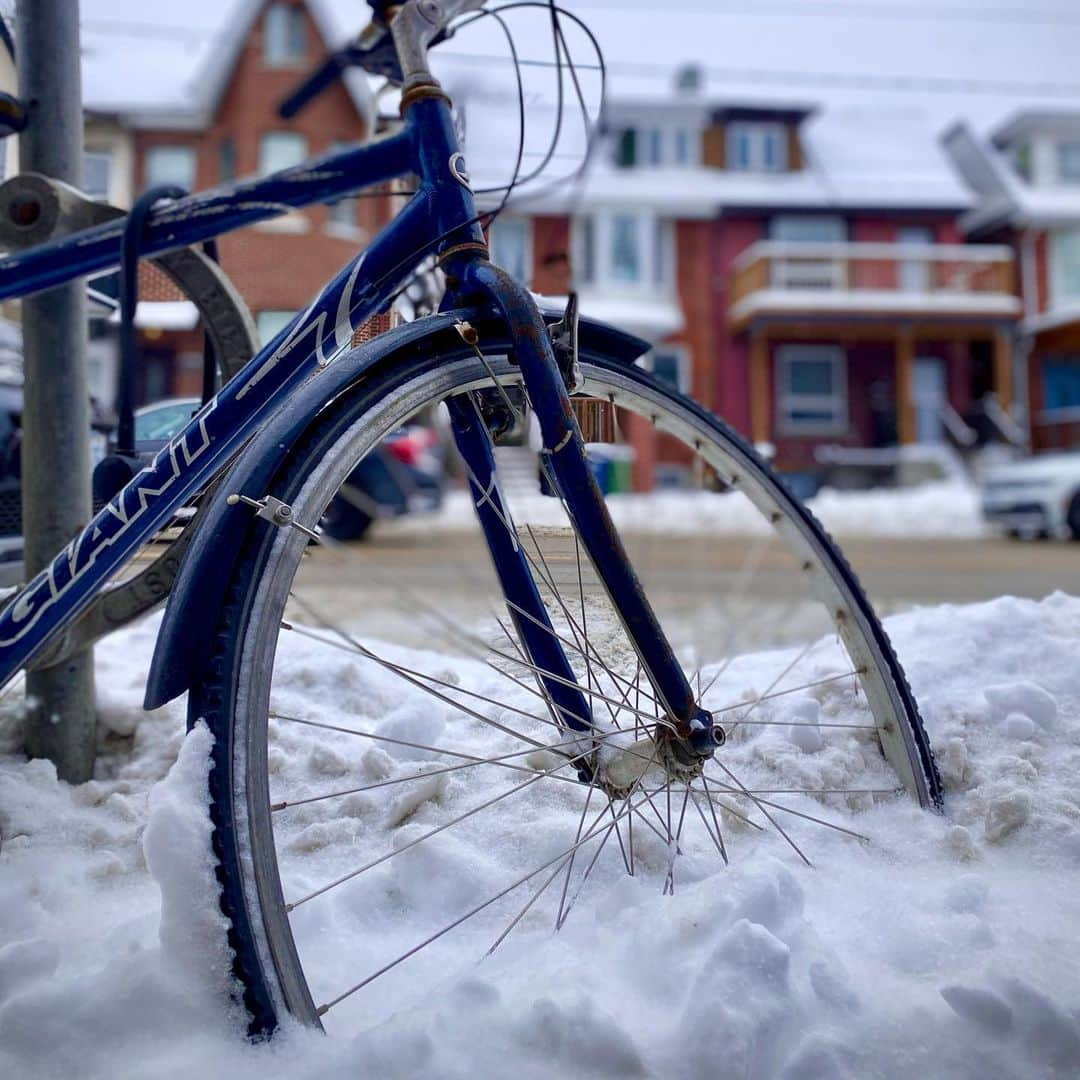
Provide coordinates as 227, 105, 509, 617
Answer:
444, 259, 723, 785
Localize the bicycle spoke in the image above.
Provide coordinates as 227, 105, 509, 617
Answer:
711, 759, 812, 866
270, 734, 610, 811
284, 596, 551, 749
689, 783, 728, 864
317, 785, 655, 1015
287, 740, 600, 912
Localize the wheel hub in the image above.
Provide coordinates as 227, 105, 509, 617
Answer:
594, 709, 724, 799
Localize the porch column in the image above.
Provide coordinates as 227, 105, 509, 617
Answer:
749, 330, 770, 445
895, 328, 916, 445
993, 327, 1013, 412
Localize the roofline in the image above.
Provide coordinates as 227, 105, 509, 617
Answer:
114, 0, 375, 136
991, 107, 1080, 148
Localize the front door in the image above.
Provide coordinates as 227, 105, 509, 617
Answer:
913, 356, 947, 443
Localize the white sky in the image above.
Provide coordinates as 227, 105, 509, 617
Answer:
61, 0, 1080, 131
3, 1, 1074, 197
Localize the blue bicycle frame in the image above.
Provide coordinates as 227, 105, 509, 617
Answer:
0, 94, 708, 743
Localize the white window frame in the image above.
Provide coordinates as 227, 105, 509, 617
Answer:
258, 131, 308, 176
647, 345, 691, 394
263, 3, 306, 67
83, 149, 113, 202
898, 225, 934, 293
256, 309, 297, 348
613, 124, 699, 169
488, 217, 532, 285
1049, 228, 1080, 310
776, 344, 848, 436
572, 210, 674, 294
1057, 140, 1080, 184
727, 121, 788, 174
144, 144, 196, 190
769, 215, 846, 290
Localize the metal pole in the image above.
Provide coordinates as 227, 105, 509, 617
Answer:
16, 0, 96, 782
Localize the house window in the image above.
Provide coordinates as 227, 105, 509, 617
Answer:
579, 215, 595, 283
645, 128, 663, 166
328, 196, 357, 231
648, 346, 690, 393
769, 215, 846, 289
1050, 229, 1080, 308
898, 225, 934, 292
610, 214, 640, 282
218, 138, 236, 183
615, 125, 695, 169
263, 3, 306, 66
1042, 357, 1080, 413
489, 218, 530, 284
83, 150, 112, 201
256, 309, 296, 347
1058, 141, 1080, 184
1012, 143, 1032, 181
574, 211, 673, 291
673, 128, 690, 166
144, 145, 196, 190
258, 132, 308, 175
615, 129, 637, 168
776, 344, 848, 435
727, 122, 787, 173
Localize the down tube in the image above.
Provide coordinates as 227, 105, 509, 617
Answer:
0, 196, 436, 686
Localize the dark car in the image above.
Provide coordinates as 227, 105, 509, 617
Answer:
132, 397, 445, 541
0, 382, 114, 585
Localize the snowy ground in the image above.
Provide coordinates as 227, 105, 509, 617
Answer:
395, 480, 989, 540
3, 594, 1080, 1078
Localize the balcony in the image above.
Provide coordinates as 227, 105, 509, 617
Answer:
729, 241, 1021, 330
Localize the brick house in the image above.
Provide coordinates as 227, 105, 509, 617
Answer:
81, 0, 388, 404
946, 110, 1080, 453
489, 87, 1024, 490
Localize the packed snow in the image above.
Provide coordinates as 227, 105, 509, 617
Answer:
401, 480, 988, 540
2, 593, 1079, 1078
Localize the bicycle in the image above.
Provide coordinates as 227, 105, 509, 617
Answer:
0, 0, 942, 1039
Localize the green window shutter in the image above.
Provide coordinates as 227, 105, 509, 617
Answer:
616, 128, 637, 168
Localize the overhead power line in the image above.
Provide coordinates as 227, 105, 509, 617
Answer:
571, 0, 1080, 25
439, 51, 1080, 99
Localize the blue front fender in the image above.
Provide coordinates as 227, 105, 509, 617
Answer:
144, 307, 648, 709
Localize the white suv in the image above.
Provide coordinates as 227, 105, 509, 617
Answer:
979, 451, 1080, 539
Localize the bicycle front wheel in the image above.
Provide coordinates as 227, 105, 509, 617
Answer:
191, 330, 942, 1037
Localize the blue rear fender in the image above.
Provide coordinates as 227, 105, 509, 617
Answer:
144, 307, 648, 709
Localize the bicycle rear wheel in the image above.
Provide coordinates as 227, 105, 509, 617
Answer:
190, 331, 942, 1037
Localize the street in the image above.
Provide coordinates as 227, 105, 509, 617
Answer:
291, 527, 1077, 653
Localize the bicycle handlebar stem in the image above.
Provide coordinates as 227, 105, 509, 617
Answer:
389, 0, 485, 91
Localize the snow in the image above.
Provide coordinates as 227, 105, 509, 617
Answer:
729, 288, 1021, 325
400, 479, 988, 540
1, 587, 1079, 1076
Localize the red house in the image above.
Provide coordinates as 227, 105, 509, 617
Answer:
82, 0, 390, 403
487, 84, 1023, 490
946, 110, 1080, 453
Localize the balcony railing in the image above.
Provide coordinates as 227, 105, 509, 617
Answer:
729, 241, 1020, 328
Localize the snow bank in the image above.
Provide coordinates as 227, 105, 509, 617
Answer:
1, 594, 1078, 1078
399, 479, 987, 541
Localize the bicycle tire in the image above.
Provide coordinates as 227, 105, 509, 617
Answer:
189, 330, 942, 1037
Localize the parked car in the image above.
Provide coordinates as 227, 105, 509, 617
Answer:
0, 383, 116, 583
979, 451, 1080, 540
133, 397, 445, 541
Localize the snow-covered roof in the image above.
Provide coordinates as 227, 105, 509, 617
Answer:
471, 101, 973, 216
944, 119, 1080, 233
81, 0, 374, 131
992, 109, 1080, 148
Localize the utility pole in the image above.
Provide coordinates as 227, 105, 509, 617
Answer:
16, 0, 96, 782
